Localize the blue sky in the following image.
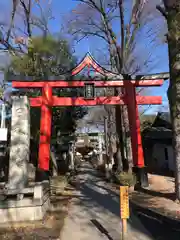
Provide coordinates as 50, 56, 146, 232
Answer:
48, 0, 170, 114
1, 0, 169, 115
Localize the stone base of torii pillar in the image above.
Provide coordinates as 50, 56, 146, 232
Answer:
0, 96, 50, 223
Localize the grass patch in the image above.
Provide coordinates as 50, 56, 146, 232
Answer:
51, 175, 69, 194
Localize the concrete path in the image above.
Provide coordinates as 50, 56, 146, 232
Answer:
60, 162, 153, 240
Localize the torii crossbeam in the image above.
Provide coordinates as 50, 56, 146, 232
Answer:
10, 53, 166, 185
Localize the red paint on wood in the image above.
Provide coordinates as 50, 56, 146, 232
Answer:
52, 96, 125, 106
30, 96, 162, 107
38, 84, 52, 171
135, 96, 162, 105
12, 79, 164, 88
125, 82, 144, 168
30, 97, 42, 106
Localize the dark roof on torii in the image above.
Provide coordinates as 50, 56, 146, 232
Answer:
8, 52, 170, 82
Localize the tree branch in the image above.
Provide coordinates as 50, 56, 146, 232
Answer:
20, 0, 32, 37
156, 5, 168, 19
119, 0, 125, 69
6, 0, 18, 42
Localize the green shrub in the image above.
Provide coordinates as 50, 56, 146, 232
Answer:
118, 172, 136, 187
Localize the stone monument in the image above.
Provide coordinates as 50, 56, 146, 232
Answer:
8, 96, 30, 190
0, 96, 50, 223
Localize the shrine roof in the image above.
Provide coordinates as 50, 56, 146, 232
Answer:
7, 52, 169, 82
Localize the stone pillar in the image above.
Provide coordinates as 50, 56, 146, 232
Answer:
8, 96, 30, 190
1, 103, 6, 128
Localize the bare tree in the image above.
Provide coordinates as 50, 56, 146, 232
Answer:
64, 0, 165, 171
0, 0, 54, 102
0, 0, 53, 55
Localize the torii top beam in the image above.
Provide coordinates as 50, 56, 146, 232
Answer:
12, 80, 164, 88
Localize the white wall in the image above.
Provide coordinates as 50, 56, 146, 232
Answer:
167, 146, 175, 171
152, 143, 175, 171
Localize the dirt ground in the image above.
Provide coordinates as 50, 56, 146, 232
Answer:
130, 174, 180, 219
0, 194, 71, 239
110, 173, 180, 220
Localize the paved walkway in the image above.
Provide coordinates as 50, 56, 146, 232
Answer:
60, 162, 153, 240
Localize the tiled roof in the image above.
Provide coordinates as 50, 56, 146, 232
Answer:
157, 112, 171, 123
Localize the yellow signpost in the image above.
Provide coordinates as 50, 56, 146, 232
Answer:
120, 186, 129, 239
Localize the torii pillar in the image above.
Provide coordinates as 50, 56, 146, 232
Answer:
36, 83, 52, 181
125, 81, 148, 187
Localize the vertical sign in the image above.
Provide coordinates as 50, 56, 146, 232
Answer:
84, 83, 95, 99
120, 186, 129, 239
120, 186, 129, 219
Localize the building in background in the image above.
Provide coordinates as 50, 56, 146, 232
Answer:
142, 112, 174, 175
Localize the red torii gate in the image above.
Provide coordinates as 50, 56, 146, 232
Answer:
11, 54, 164, 185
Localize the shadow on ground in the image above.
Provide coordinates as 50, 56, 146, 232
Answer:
148, 168, 174, 178
70, 163, 180, 240
138, 187, 175, 201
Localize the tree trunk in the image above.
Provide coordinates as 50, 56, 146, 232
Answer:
108, 108, 115, 167
115, 105, 125, 172
121, 105, 132, 171
168, 82, 180, 201
104, 109, 115, 179
165, 2, 180, 200
115, 85, 131, 172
